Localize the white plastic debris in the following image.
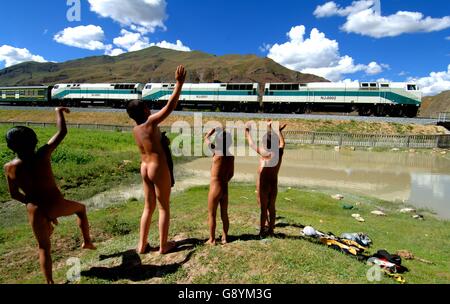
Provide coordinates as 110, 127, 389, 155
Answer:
371, 210, 387, 216
400, 208, 416, 213
332, 194, 344, 200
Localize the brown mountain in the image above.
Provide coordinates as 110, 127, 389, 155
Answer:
420, 90, 450, 117
0, 46, 327, 86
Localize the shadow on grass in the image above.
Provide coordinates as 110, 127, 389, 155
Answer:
80, 238, 203, 282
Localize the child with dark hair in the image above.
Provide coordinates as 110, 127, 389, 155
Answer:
4, 107, 95, 284
127, 65, 186, 254
204, 127, 234, 245
245, 121, 287, 237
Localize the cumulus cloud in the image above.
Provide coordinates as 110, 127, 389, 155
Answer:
266, 25, 385, 81
409, 65, 450, 96
88, 0, 167, 34
314, 1, 450, 38
54, 25, 111, 51
113, 29, 150, 52
0, 45, 47, 68
110, 29, 191, 55
149, 40, 191, 52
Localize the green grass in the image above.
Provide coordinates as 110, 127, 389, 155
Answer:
0, 125, 192, 228
1, 184, 448, 284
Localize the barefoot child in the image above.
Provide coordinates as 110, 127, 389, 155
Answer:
127, 65, 186, 254
245, 121, 287, 237
204, 128, 234, 245
4, 107, 96, 284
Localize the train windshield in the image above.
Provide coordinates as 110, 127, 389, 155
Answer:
407, 85, 417, 91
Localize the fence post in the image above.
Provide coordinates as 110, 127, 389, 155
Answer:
406, 136, 411, 148
436, 136, 441, 148
311, 133, 315, 145
339, 134, 343, 147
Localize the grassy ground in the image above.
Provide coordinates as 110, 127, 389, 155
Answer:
0, 125, 141, 205
0, 109, 447, 135
0, 184, 448, 284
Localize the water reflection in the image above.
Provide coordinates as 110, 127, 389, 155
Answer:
183, 148, 450, 219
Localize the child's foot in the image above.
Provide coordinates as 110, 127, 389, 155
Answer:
221, 236, 229, 245
260, 227, 270, 239
160, 241, 177, 254
82, 242, 96, 250
137, 243, 152, 254
205, 239, 217, 246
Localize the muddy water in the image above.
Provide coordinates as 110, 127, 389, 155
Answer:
181, 149, 450, 219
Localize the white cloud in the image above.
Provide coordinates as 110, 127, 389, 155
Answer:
314, 0, 373, 18
446, 36, 450, 40
314, 1, 450, 38
106, 48, 126, 56
110, 29, 191, 55
259, 43, 272, 53
54, 25, 111, 51
409, 65, 450, 96
266, 25, 385, 81
88, 0, 167, 34
113, 29, 150, 52
149, 40, 191, 52
0, 45, 47, 68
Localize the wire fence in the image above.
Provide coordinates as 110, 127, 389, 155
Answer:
1, 121, 449, 148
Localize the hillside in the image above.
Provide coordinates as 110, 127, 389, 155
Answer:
420, 90, 450, 117
0, 47, 327, 86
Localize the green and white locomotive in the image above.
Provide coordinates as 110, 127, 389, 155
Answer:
51, 83, 143, 108
142, 83, 259, 112
0, 81, 422, 117
263, 81, 421, 117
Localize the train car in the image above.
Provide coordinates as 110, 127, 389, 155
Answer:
142, 83, 260, 112
0, 86, 51, 106
51, 83, 143, 108
262, 82, 422, 117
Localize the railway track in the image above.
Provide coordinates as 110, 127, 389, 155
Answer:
0, 105, 438, 125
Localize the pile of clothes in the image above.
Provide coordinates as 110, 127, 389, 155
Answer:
301, 226, 408, 283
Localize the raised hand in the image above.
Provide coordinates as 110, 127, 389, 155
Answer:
55, 107, 70, 114
176, 65, 187, 83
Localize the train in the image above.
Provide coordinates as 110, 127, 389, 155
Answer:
0, 81, 422, 117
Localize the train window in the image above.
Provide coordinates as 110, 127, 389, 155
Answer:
145, 85, 152, 90
54, 85, 59, 89
370, 83, 377, 88
67, 85, 71, 87
300, 84, 307, 87
361, 83, 369, 88
381, 84, 389, 88
407, 85, 417, 91
292, 84, 300, 90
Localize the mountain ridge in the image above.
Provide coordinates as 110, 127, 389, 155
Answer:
0, 46, 328, 86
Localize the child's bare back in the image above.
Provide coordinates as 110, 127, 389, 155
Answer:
127, 65, 186, 255
205, 128, 235, 245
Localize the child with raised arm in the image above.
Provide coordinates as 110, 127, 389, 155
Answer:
127, 65, 186, 254
204, 127, 234, 245
4, 107, 95, 284
245, 121, 287, 237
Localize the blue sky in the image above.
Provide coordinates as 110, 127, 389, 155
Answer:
0, 0, 449, 95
